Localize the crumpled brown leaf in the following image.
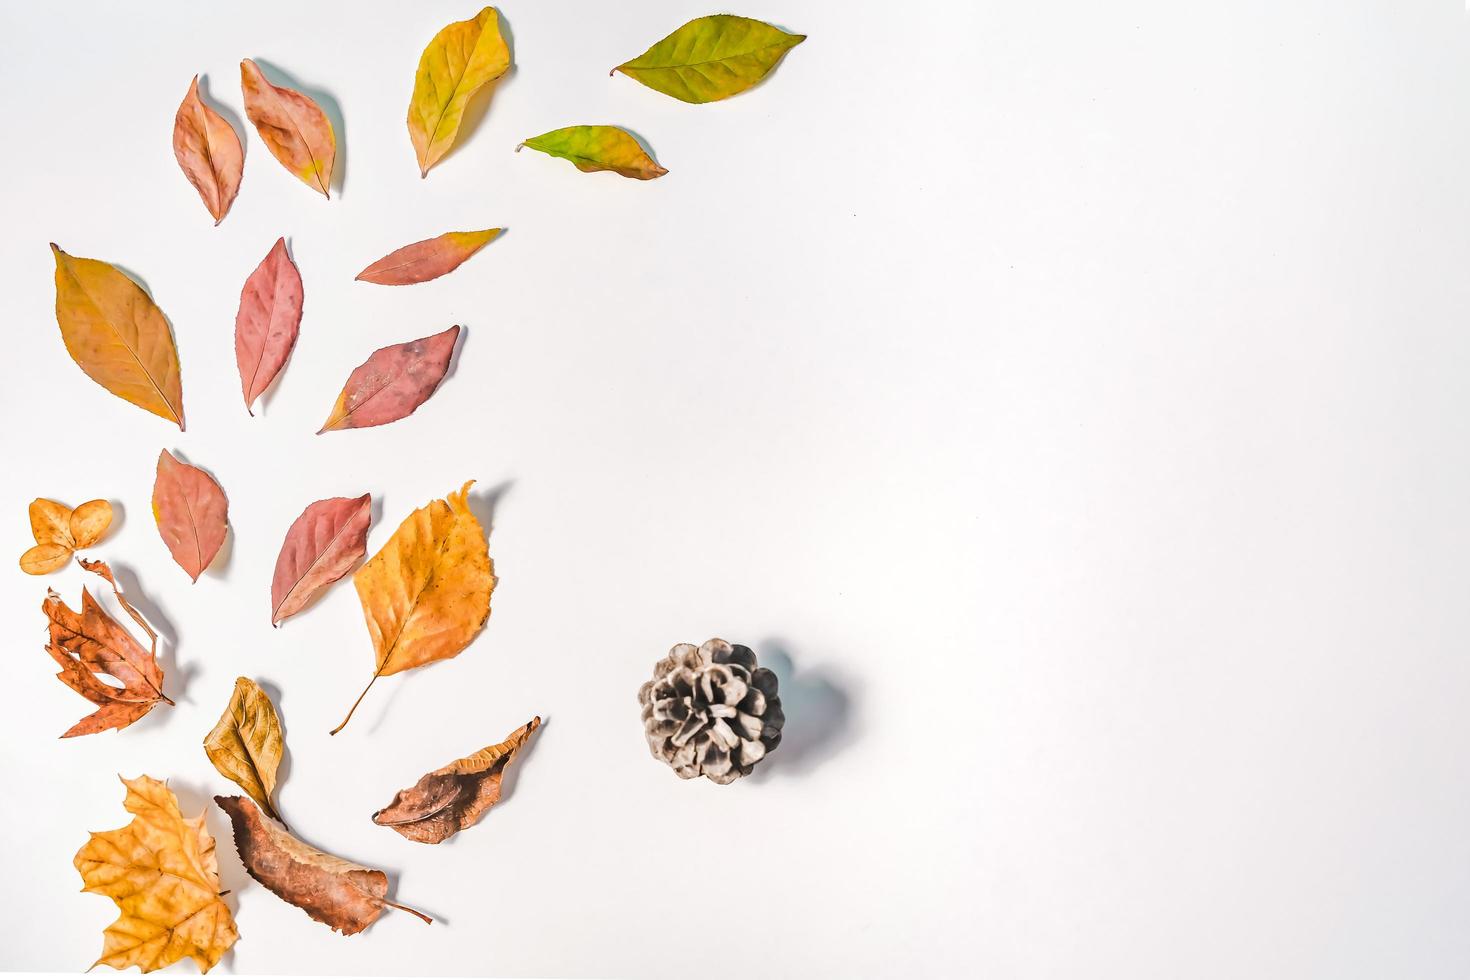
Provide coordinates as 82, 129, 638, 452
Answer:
373, 716, 540, 843
215, 795, 432, 935
204, 677, 286, 825
75, 775, 238, 973
44, 559, 173, 736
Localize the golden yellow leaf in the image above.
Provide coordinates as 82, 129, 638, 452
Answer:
204, 677, 286, 825
21, 542, 71, 575
407, 6, 510, 176
74, 775, 238, 973
332, 481, 494, 733
52, 245, 185, 428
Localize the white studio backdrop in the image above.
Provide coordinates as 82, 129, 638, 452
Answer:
3, 1, 1469, 978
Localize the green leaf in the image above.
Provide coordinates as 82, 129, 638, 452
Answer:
517, 126, 668, 180
613, 15, 804, 104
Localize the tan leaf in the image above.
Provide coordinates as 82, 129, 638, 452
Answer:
204, 677, 286, 825
214, 795, 432, 935
373, 716, 540, 843
21, 497, 113, 574
331, 481, 494, 734
21, 542, 72, 575
75, 775, 238, 973
44, 559, 173, 737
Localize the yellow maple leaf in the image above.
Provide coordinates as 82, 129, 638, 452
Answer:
74, 776, 238, 973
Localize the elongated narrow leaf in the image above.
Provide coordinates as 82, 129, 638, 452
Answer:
318, 326, 460, 434
332, 481, 494, 733
613, 15, 805, 103
236, 237, 304, 414
240, 59, 335, 197
153, 450, 228, 582
408, 6, 510, 176
215, 795, 432, 934
356, 229, 501, 285
173, 75, 244, 224
518, 125, 667, 180
272, 494, 372, 625
52, 245, 184, 428
204, 677, 287, 824
373, 716, 539, 843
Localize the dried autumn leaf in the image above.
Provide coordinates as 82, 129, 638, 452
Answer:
215, 794, 432, 934
52, 245, 185, 428
75, 775, 238, 973
153, 450, 229, 582
240, 59, 335, 197
20, 497, 113, 574
373, 716, 540, 843
44, 559, 173, 737
236, 237, 304, 414
71, 499, 114, 547
204, 677, 286, 824
517, 126, 667, 180
272, 494, 372, 625
355, 229, 501, 285
173, 75, 244, 224
408, 6, 510, 176
332, 481, 494, 734
613, 15, 805, 103
317, 325, 460, 434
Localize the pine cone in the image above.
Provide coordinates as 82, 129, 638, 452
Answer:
638, 639, 784, 784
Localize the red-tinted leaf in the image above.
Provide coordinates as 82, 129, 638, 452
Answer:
236, 238, 304, 414
318, 326, 460, 434
153, 450, 229, 582
272, 494, 372, 625
173, 75, 244, 224
355, 229, 501, 286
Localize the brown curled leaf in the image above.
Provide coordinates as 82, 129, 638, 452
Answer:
214, 794, 432, 935
373, 716, 540, 843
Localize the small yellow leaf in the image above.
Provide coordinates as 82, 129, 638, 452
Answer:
518, 125, 668, 180
613, 14, 805, 104
20, 542, 71, 575
69, 499, 113, 548
332, 481, 494, 733
204, 677, 287, 825
75, 775, 238, 973
29, 497, 73, 547
51, 245, 185, 428
407, 6, 510, 176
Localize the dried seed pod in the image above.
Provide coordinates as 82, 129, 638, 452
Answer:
637, 638, 783, 784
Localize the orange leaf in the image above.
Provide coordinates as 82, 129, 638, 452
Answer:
240, 59, 335, 197
172, 75, 244, 224
355, 229, 502, 285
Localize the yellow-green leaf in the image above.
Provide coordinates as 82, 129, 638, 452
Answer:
51, 245, 185, 428
613, 14, 804, 104
408, 6, 511, 176
203, 677, 286, 825
518, 126, 668, 180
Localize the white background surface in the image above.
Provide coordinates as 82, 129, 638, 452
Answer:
2, 1, 1468, 977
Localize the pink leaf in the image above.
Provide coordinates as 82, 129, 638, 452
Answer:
271, 494, 372, 625
153, 450, 229, 583
318, 325, 460, 434
173, 75, 244, 225
236, 238, 304, 414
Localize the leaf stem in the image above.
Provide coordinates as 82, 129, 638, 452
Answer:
383, 898, 434, 925
329, 669, 382, 735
